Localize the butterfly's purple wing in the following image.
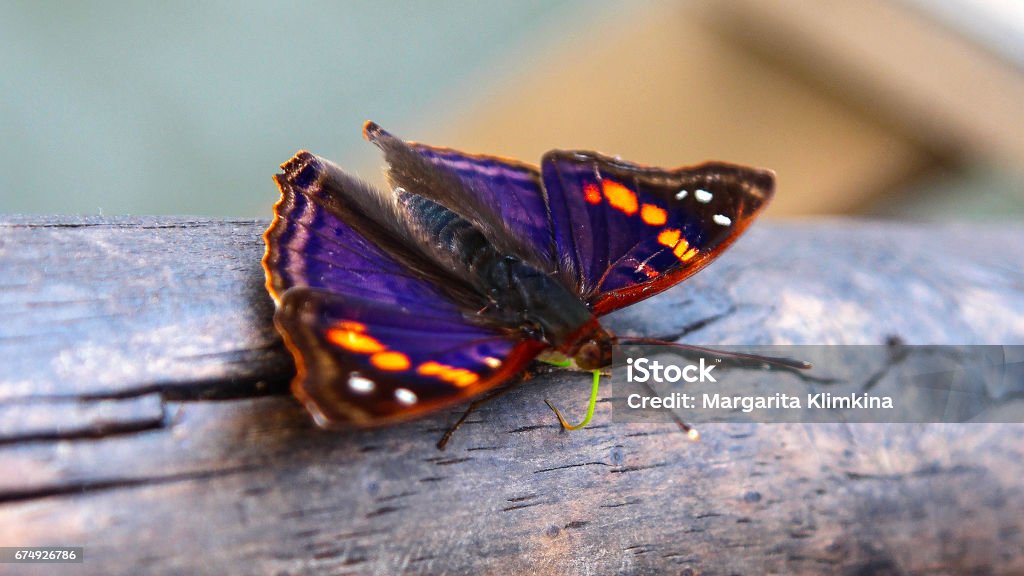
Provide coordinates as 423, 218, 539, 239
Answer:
264, 152, 545, 425
265, 126, 776, 426
541, 151, 774, 315
276, 288, 545, 426
265, 155, 443, 308
357, 124, 773, 318
363, 122, 555, 270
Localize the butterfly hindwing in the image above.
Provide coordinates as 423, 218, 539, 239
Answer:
541, 151, 774, 315
276, 288, 545, 426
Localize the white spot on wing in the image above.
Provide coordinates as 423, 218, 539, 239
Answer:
395, 388, 418, 405
348, 372, 375, 393
484, 357, 502, 369
695, 189, 712, 203
713, 214, 732, 226
675, 189, 688, 200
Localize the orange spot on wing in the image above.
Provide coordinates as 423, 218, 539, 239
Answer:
327, 326, 385, 354
417, 361, 479, 387
657, 228, 681, 248
640, 204, 667, 226
673, 239, 691, 260
418, 361, 445, 376
639, 263, 660, 278
451, 370, 479, 387
371, 351, 411, 371
583, 183, 602, 204
657, 227, 695, 261
335, 321, 366, 332
602, 180, 638, 215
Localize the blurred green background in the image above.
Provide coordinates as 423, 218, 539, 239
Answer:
2, 0, 1022, 220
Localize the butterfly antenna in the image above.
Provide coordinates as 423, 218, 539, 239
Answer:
544, 369, 601, 430
614, 338, 807, 443
617, 338, 811, 370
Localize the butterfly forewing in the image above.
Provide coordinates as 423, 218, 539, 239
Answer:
541, 152, 774, 314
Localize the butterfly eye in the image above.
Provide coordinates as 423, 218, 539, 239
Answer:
573, 338, 610, 371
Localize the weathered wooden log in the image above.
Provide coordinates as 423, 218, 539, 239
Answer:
1, 216, 1022, 575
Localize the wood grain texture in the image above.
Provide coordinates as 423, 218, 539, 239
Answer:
1, 216, 1022, 575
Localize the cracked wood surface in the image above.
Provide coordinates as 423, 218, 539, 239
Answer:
1, 216, 1023, 575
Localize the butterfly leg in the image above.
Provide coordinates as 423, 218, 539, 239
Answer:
436, 386, 516, 451
629, 365, 702, 442
544, 369, 601, 431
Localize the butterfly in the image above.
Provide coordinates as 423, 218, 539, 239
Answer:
263, 122, 777, 437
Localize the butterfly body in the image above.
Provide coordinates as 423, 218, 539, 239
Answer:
398, 190, 601, 357
263, 122, 773, 427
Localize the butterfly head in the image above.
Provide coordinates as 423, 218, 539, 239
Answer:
568, 328, 614, 371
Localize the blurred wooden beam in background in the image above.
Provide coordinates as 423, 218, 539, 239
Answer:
722, 0, 1024, 169
423, 0, 1023, 217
